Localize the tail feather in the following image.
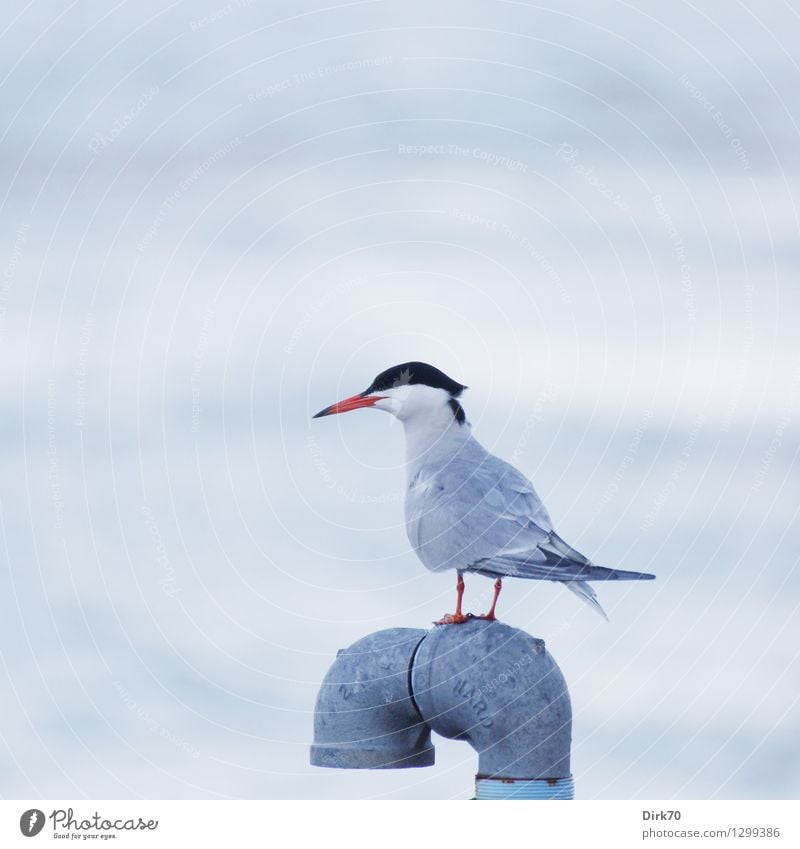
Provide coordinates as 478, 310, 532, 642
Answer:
475, 552, 656, 583
564, 580, 608, 620
579, 564, 656, 581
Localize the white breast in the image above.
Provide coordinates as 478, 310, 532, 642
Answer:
404, 468, 450, 572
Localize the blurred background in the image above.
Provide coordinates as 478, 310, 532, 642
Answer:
0, 0, 798, 800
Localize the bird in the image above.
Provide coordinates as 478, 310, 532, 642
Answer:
313, 362, 654, 623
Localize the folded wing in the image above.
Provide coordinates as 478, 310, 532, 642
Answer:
412, 452, 654, 584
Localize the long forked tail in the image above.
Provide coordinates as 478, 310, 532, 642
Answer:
564, 564, 654, 619
565, 580, 608, 621
563, 561, 654, 619
578, 564, 656, 581
479, 550, 656, 583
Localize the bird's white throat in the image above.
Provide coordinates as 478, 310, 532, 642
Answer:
369, 382, 473, 482
400, 401, 472, 482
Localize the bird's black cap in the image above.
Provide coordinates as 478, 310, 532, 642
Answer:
363, 362, 467, 397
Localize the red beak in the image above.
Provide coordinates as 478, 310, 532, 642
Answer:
312, 393, 386, 418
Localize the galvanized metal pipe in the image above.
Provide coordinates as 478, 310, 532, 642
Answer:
310, 618, 573, 799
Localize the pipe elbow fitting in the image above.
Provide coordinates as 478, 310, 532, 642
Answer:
411, 619, 573, 797
311, 619, 573, 797
309, 627, 434, 769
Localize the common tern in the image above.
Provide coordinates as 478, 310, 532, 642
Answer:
313, 362, 654, 623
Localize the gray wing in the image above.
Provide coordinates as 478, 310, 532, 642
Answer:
408, 451, 556, 575
409, 451, 654, 583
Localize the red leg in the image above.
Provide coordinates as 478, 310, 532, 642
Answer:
455, 573, 465, 618
434, 573, 468, 625
478, 578, 502, 621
